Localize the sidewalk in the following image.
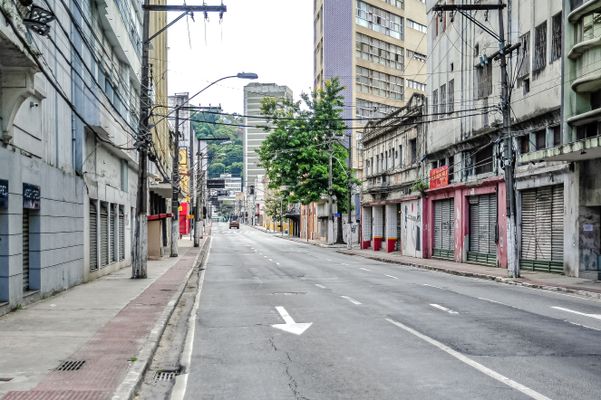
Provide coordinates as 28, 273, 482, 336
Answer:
0, 237, 208, 400
336, 248, 601, 300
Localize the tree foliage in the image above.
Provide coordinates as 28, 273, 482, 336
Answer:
258, 78, 353, 212
191, 112, 244, 178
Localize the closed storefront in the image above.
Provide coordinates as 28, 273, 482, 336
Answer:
100, 202, 108, 268
467, 194, 497, 266
520, 185, 564, 272
433, 198, 454, 259
90, 201, 98, 271
22, 209, 30, 291
396, 204, 401, 251
119, 206, 125, 261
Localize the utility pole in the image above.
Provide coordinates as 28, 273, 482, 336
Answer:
133, 3, 227, 278
170, 107, 181, 257
327, 140, 334, 244
132, 0, 151, 279
432, 1, 520, 277
347, 138, 353, 250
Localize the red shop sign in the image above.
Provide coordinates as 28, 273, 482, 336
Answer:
429, 166, 449, 189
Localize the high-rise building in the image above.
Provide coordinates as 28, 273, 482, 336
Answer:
309, 0, 428, 242
243, 83, 293, 223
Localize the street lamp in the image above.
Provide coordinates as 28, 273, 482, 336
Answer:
168, 72, 258, 255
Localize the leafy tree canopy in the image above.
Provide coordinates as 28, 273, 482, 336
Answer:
258, 78, 354, 212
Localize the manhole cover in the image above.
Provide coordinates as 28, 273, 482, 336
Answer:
56, 360, 86, 371
153, 368, 182, 383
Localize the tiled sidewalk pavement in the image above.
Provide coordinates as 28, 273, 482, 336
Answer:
0, 239, 206, 400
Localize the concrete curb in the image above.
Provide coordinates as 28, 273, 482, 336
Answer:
112, 238, 210, 400
337, 250, 601, 301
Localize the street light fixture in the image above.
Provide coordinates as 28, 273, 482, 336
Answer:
168, 72, 258, 256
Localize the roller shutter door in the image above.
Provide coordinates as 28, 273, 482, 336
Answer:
100, 202, 108, 267
22, 210, 30, 291
111, 206, 117, 263
90, 201, 98, 271
433, 199, 454, 259
396, 204, 401, 251
119, 207, 125, 261
468, 194, 497, 266
520, 185, 564, 273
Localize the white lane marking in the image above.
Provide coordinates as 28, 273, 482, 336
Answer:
268, 258, 273, 262
341, 262, 349, 266
276, 262, 280, 266
430, 303, 459, 314
385, 274, 399, 280
552, 306, 601, 320
478, 297, 510, 307
360, 267, 371, 272
263, 255, 268, 258
341, 296, 362, 305
566, 320, 601, 332
272, 306, 312, 335
172, 238, 212, 400
422, 283, 444, 290
315, 284, 327, 289
385, 318, 552, 400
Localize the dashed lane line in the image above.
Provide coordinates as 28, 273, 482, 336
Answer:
385, 318, 552, 400
552, 306, 601, 320
341, 296, 362, 305
360, 267, 371, 272
385, 274, 399, 280
315, 284, 327, 289
430, 303, 459, 315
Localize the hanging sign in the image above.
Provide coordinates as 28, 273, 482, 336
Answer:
23, 183, 40, 210
0, 180, 8, 209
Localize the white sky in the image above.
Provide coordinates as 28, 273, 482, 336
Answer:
166, 0, 314, 114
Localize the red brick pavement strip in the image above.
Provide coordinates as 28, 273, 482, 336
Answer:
3, 248, 201, 400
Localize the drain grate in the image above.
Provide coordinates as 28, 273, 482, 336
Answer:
55, 360, 86, 371
153, 368, 181, 383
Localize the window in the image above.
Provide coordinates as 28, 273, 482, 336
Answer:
535, 129, 546, 150
551, 13, 562, 62
356, 66, 404, 100
356, 99, 398, 119
356, 1, 404, 40
398, 145, 403, 167
520, 135, 531, 154
356, 33, 404, 70
581, 12, 601, 42
407, 19, 427, 33
406, 79, 426, 92
383, 0, 404, 8
591, 88, 601, 109
407, 50, 427, 63
376, 155, 380, 173
475, 63, 493, 99
552, 126, 561, 146
432, 89, 438, 118
518, 32, 530, 78
577, 122, 599, 140
447, 79, 454, 114
523, 77, 530, 95
120, 160, 128, 192
533, 22, 547, 73
440, 84, 446, 117
475, 145, 493, 175
409, 139, 417, 164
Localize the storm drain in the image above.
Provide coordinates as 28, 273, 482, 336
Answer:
55, 360, 86, 371
153, 368, 182, 383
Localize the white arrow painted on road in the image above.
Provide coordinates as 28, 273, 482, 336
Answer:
271, 306, 313, 335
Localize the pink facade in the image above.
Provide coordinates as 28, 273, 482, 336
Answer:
422, 177, 508, 269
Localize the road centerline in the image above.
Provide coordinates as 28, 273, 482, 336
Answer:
430, 304, 459, 314
552, 306, 601, 320
341, 296, 362, 305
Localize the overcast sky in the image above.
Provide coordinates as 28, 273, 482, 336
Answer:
167, 0, 313, 114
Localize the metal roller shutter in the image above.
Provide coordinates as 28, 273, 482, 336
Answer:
22, 210, 30, 291
90, 201, 98, 271
433, 199, 454, 259
111, 206, 117, 263
119, 207, 125, 261
468, 194, 497, 266
100, 202, 108, 267
396, 204, 401, 251
520, 185, 564, 273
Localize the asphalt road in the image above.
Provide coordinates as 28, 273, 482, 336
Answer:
183, 223, 601, 400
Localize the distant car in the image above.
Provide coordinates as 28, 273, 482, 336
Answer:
229, 219, 240, 229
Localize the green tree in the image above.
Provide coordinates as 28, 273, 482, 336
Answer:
258, 78, 354, 241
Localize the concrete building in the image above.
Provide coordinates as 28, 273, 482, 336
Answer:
308, 0, 428, 243
0, 0, 148, 310
243, 82, 292, 224
360, 93, 426, 255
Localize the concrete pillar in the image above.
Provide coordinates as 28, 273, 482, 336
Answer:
385, 204, 397, 252
361, 206, 372, 249
373, 205, 384, 251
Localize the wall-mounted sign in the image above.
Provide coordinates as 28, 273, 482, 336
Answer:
429, 166, 449, 189
207, 179, 225, 189
0, 180, 8, 209
23, 183, 40, 210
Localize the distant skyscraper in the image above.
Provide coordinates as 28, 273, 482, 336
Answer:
243, 82, 293, 200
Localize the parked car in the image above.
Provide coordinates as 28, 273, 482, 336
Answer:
229, 219, 240, 229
